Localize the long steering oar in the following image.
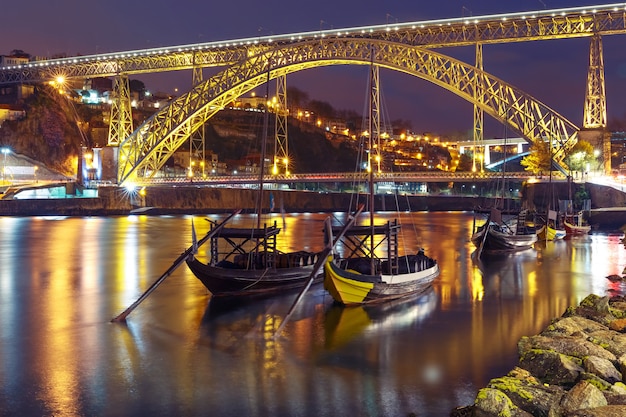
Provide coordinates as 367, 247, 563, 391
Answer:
476, 219, 491, 259
111, 209, 242, 322
273, 204, 363, 339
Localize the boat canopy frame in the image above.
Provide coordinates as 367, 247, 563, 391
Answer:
209, 222, 280, 269
328, 219, 401, 275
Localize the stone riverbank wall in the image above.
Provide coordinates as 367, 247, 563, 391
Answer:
451, 294, 626, 417
0, 186, 520, 216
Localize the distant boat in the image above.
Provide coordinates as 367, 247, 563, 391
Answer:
471, 208, 538, 254
536, 209, 566, 241
537, 224, 567, 241
563, 211, 591, 236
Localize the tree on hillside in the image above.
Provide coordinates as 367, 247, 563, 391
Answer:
563, 140, 595, 173
391, 119, 413, 134
129, 79, 146, 100
286, 86, 309, 109
10, 49, 30, 58
520, 139, 551, 174
307, 100, 335, 120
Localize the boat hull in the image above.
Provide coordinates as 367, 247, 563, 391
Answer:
563, 220, 591, 236
471, 223, 538, 253
537, 225, 566, 241
323, 256, 439, 305
186, 257, 322, 298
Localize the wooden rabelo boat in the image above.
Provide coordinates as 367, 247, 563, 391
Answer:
536, 210, 566, 241
185, 70, 323, 299
322, 60, 439, 306
471, 208, 538, 254
563, 211, 591, 236
323, 221, 439, 305
186, 222, 323, 298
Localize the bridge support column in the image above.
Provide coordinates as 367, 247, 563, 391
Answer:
274, 75, 289, 175
190, 65, 206, 178
107, 74, 133, 146
472, 43, 484, 173
483, 145, 490, 166
106, 74, 132, 183
582, 34, 609, 175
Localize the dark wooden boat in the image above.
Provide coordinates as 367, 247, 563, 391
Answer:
186, 222, 323, 298
471, 208, 538, 254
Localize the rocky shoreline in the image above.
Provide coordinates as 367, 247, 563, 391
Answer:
450, 294, 626, 416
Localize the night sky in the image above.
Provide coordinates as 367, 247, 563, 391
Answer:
3, 0, 626, 136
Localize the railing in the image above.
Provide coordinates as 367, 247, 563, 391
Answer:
126, 170, 555, 187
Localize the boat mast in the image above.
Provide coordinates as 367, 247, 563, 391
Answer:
255, 68, 271, 230
368, 47, 377, 273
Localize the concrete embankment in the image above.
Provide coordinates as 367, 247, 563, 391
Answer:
451, 294, 626, 417
0, 185, 517, 216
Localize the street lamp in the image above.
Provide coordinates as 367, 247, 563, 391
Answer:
1, 147, 10, 184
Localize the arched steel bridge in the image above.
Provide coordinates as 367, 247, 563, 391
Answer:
2, 3, 625, 185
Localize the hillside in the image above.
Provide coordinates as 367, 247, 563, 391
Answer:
0, 87, 359, 175
0, 84, 85, 176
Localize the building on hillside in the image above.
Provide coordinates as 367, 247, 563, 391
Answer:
0, 83, 34, 104
0, 104, 25, 125
0, 55, 29, 67
232, 96, 267, 111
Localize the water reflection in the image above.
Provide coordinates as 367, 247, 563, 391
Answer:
325, 288, 437, 350
1, 213, 625, 416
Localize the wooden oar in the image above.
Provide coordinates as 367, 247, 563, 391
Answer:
273, 204, 363, 339
111, 209, 242, 322
476, 221, 490, 259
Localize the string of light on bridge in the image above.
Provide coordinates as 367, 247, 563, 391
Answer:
1, 3, 625, 71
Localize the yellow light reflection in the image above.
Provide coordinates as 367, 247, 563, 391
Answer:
471, 267, 484, 302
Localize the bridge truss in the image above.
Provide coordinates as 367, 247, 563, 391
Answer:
2, 4, 625, 184
117, 38, 579, 184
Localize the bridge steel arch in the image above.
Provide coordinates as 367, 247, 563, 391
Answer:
118, 38, 579, 185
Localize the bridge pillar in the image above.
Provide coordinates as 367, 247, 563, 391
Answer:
583, 35, 607, 130
580, 35, 610, 175
483, 145, 490, 165
107, 75, 133, 147
100, 146, 119, 184
190, 65, 205, 178
273, 75, 289, 175
472, 43, 484, 173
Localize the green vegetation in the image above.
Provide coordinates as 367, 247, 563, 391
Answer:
520, 138, 595, 175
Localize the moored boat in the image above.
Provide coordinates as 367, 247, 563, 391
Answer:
563, 211, 591, 236
323, 221, 440, 305
186, 222, 323, 298
322, 59, 439, 306
536, 222, 566, 241
471, 208, 538, 254
185, 69, 324, 299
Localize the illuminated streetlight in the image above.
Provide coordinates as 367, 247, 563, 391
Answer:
1, 147, 10, 184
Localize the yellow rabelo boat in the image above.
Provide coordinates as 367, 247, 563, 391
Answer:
323, 222, 439, 305
323, 60, 439, 305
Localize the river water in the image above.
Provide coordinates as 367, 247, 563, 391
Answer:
0, 211, 624, 416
